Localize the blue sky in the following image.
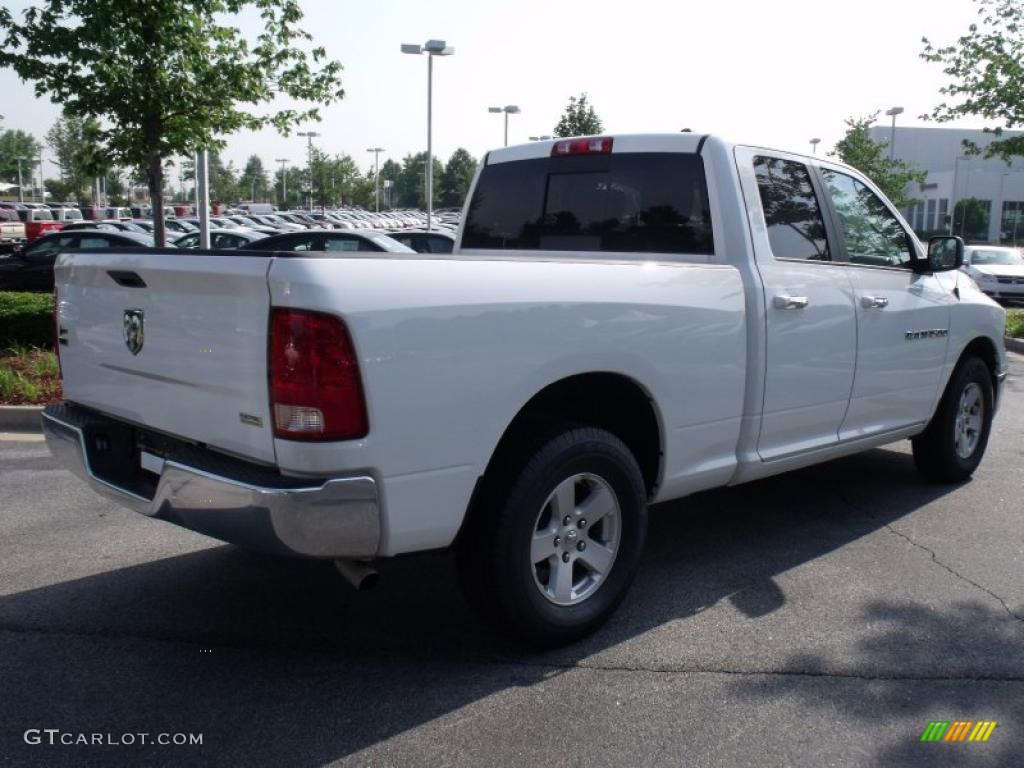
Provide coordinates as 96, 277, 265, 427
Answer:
0, 0, 989, 175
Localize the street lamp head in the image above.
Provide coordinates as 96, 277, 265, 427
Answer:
810, 138, 821, 145
885, 106, 905, 116
505, 105, 521, 114
488, 107, 502, 113
424, 39, 453, 55
400, 43, 422, 55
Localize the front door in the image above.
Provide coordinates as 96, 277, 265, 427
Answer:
817, 168, 954, 438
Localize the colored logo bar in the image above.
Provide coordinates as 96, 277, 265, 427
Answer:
920, 721, 997, 742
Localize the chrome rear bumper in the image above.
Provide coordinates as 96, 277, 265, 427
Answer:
42, 403, 380, 558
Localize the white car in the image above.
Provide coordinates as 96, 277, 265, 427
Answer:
961, 245, 1024, 304
43, 133, 1006, 645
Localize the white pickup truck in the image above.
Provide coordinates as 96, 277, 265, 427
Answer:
43, 133, 1007, 645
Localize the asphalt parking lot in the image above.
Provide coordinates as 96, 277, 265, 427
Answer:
1, 354, 1022, 767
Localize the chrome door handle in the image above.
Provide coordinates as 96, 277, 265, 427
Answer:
774, 295, 809, 310
860, 295, 889, 309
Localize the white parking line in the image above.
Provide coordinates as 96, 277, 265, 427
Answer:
0, 432, 45, 443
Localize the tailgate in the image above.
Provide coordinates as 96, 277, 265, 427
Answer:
56, 250, 277, 464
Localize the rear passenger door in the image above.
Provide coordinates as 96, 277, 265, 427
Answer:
817, 168, 953, 437
737, 149, 858, 460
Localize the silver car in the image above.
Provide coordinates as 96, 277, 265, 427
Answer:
961, 245, 1024, 304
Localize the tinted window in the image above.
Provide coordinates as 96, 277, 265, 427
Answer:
324, 237, 362, 252
822, 170, 913, 268
463, 152, 713, 255
253, 234, 318, 251
427, 236, 454, 254
25, 235, 76, 261
753, 157, 829, 260
78, 236, 114, 249
176, 234, 200, 249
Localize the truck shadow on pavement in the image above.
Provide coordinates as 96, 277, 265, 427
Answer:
0, 445, 1000, 766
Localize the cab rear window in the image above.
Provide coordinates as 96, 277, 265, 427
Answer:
462, 152, 713, 255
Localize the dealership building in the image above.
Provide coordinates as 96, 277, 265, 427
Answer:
868, 125, 1024, 245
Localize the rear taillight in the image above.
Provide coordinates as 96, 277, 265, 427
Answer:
269, 308, 368, 441
551, 137, 613, 157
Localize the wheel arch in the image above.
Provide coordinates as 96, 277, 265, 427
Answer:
460, 372, 665, 541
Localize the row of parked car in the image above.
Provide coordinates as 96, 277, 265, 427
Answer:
0, 202, 463, 291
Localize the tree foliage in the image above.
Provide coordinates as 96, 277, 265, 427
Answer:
921, 0, 1024, 160
440, 148, 478, 208
0, 0, 344, 244
0, 129, 41, 187
832, 114, 927, 209
554, 93, 604, 138
45, 111, 107, 201
237, 154, 270, 203
953, 196, 991, 239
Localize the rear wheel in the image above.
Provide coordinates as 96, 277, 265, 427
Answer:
457, 425, 648, 646
912, 355, 993, 483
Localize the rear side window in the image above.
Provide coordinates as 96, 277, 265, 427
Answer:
462, 152, 714, 255
753, 156, 829, 261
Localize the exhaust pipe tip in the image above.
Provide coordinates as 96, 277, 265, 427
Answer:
334, 558, 379, 591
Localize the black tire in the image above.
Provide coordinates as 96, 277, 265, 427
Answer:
912, 355, 994, 483
457, 425, 648, 647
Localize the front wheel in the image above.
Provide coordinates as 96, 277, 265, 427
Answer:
912, 355, 994, 483
457, 426, 648, 646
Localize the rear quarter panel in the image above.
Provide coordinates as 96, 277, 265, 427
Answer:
268, 255, 747, 555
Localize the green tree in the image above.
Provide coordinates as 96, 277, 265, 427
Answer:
394, 152, 443, 209
379, 159, 402, 209
441, 148, 478, 208
554, 93, 604, 138
921, 0, 1024, 160
237, 155, 270, 203
953, 197, 991, 240
0, 129, 41, 188
46, 112, 109, 201
0, 0, 344, 245
831, 114, 927, 209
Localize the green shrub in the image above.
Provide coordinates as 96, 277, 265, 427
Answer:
0, 291, 53, 349
1008, 310, 1024, 340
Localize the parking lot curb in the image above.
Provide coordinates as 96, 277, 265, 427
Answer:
0, 405, 44, 433
1005, 336, 1024, 356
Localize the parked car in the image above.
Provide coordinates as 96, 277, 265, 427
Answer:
247, 229, 415, 253
961, 245, 1024, 305
162, 218, 199, 234
172, 228, 266, 249
61, 220, 148, 234
0, 228, 156, 291
223, 215, 279, 235
105, 207, 133, 221
15, 207, 63, 241
41, 133, 1007, 645
52, 207, 84, 223
0, 209, 26, 250
387, 229, 455, 254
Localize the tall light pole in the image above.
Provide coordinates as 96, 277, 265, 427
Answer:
885, 106, 904, 160
809, 138, 821, 155
401, 39, 455, 231
15, 156, 27, 203
488, 105, 521, 147
38, 153, 45, 203
275, 158, 288, 208
366, 147, 385, 212
297, 130, 320, 210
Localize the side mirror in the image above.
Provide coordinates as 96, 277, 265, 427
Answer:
914, 236, 964, 273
